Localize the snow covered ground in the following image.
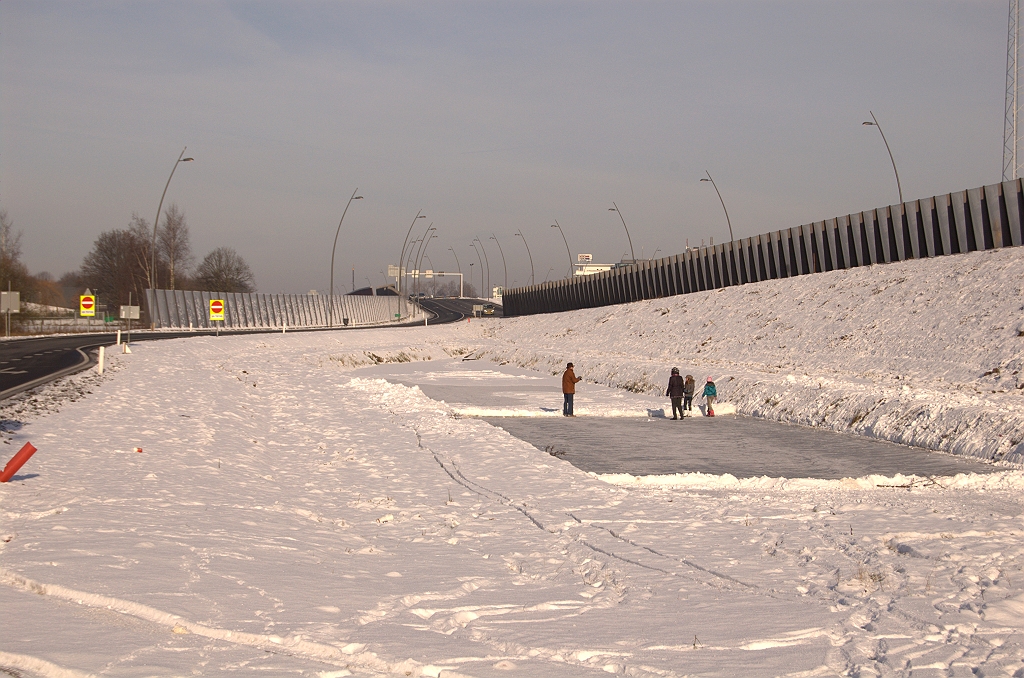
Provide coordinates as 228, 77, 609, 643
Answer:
1, 247, 1022, 676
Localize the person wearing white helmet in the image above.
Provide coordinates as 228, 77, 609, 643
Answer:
666, 367, 685, 420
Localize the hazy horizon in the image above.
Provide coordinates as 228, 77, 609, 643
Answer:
0, 1, 1010, 293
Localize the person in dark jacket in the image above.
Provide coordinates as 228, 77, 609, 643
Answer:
666, 367, 685, 420
562, 362, 582, 416
702, 377, 717, 416
683, 374, 696, 412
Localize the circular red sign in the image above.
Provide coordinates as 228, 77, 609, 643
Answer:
81, 297, 95, 310
210, 301, 223, 313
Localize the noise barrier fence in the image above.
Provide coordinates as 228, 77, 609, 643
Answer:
502, 179, 1024, 316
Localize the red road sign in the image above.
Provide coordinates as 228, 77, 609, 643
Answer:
209, 299, 225, 321
80, 295, 96, 317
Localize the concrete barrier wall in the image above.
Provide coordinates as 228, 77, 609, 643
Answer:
144, 290, 410, 329
503, 179, 1024, 317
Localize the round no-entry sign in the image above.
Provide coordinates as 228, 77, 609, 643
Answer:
80, 295, 96, 317
209, 299, 225, 321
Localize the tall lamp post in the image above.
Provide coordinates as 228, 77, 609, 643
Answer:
329, 188, 364, 327
412, 224, 435, 295
489, 234, 507, 292
699, 171, 734, 242
470, 242, 485, 297
448, 247, 463, 297
862, 111, 903, 204
405, 239, 421, 295
473, 237, 491, 298
151, 147, 194, 292
607, 203, 636, 264
416, 232, 438, 295
550, 221, 573, 278
448, 247, 462, 275
397, 211, 427, 294
514, 230, 534, 286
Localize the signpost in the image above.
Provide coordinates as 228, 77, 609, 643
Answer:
1, 289, 19, 338
119, 291, 140, 349
209, 299, 225, 336
80, 293, 96, 318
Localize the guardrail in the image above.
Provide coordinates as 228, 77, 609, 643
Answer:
144, 289, 413, 329
502, 179, 1024, 316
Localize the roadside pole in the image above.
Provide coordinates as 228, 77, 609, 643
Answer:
119, 293, 141, 353
1, 283, 19, 338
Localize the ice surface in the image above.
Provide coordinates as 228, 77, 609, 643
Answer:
360, 358, 997, 479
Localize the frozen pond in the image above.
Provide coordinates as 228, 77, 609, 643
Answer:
356, 358, 997, 479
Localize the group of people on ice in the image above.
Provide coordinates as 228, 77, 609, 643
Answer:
665, 368, 716, 418
560, 362, 718, 418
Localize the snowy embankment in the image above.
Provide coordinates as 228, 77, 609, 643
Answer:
1, 307, 1022, 675
472, 247, 1024, 463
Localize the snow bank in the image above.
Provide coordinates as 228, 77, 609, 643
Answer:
2, 322, 1022, 676
472, 247, 1024, 463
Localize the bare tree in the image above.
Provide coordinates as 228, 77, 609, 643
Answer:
0, 209, 30, 293
194, 247, 255, 293
80, 227, 150, 311
158, 204, 193, 290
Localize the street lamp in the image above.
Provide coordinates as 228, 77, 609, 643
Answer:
412, 224, 435, 295
470, 242, 485, 297
473, 237, 491, 298
489, 234, 507, 292
550, 221, 573, 278
416, 232, 438, 294
448, 247, 462, 275
469, 262, 475, 297
699, 171, 734, 242
607, 203, 636, 264
448, 247, 463, 297
151, 147, 194, 292
329, 188, 364, 327
397, 211, 427, 294
514, 230, 534, 286
863, 111, 903, 204
405, 238, 422, 295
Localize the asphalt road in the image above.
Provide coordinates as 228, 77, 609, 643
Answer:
419, 297, 503, 323
0, 330, 211, 399
0, 297, 502, 400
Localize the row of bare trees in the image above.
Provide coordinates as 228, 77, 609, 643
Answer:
64, 205, 255, 314
0, 205, 255, 321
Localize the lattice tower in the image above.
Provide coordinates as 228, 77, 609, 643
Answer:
1005, 0, 1023, 180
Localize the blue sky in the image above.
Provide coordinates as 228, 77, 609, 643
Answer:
0, 1, 1009, 293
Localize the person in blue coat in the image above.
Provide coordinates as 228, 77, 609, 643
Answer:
702, 377, 717, 416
